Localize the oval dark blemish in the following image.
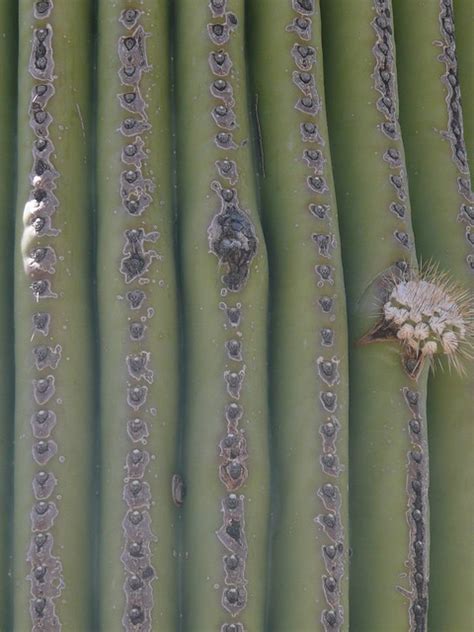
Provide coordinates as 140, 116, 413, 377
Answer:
411, 450, 423, 464
172, 474, 186, 507
316, 265, 334, 284
409, 419, 421, 434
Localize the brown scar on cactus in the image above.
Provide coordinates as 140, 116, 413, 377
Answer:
358, 261, 474, 379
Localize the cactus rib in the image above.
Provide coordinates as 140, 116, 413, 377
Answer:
392, 1, 474, 629
321, 0, 430, 629
248, 1, 349, 630
0, 0, 17, 627
13, 0, 95, 629
96, 2, 180, 630
453, 0, 474, 174
176, 0, 270, 629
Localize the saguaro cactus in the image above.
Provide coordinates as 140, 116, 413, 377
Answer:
176, 1, 270, 630
96, 2, 180, 630
249, 1, 349, 630
13, 1, 95, 630
1, 2, 472, 631
321, 1, 430, 629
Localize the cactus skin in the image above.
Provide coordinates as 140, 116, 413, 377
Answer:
321, 1, 430, 630
176, 1, 270, 629
0, 0, 17, 627
13, 0, 95, 630
248, 1, 349, 630
453, 0, 474, 172
392, 1, 474, 629
96, 2, 180, 630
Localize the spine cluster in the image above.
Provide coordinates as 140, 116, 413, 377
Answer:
436, 0, 473, 272
116, 8, 158, 631
24, 1, 64, 629
287, 1, 346, 629
206, 1, 258, 629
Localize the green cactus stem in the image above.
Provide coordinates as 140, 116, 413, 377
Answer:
392, 1, 474, 629
248, 1, 349, 630
96, 2, 180, 630
321, 0, 430, 629
0, 0, 17, 627
13, 0, 95, 630
175, 0, 270, 629
453, 0, 474, 172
